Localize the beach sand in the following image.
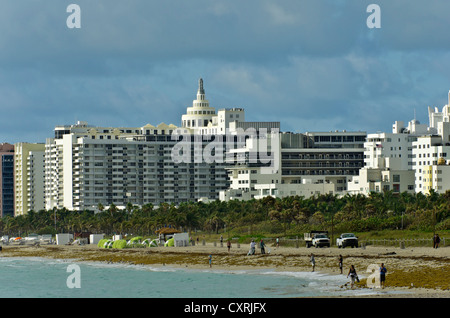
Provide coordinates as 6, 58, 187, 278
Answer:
1, 242, 449, 298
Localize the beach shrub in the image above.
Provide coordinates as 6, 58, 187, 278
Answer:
436, 218, 450, 231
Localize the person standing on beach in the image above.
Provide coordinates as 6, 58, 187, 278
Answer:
347, 265, 358, 289
247, 239, 256, 255
276, 237, 280, 248
260, 239, 266, 254
208, 254, 212, 268
310, 253, 315, 272
380, 263, 387, 288
338, 255, 343, 274
433, 234, 441, 249
227, 239, 231, 252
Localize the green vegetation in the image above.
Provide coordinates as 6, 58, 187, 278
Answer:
1, 190, 449, 240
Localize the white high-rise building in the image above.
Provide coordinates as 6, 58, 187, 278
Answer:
412, 90, 450, 194
348, 105, 441, 196
221, 130, 367, 201
412, 135, 450, 193
364, 120, 428, 171
44, 78, 279, 211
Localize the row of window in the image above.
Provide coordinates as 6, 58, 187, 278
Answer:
314, 135, 365, 143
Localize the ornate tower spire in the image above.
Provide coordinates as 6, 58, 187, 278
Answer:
197, 78, 205, 100
181, 78, 216, 131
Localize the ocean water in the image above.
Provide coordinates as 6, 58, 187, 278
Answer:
0, 257, 408, 298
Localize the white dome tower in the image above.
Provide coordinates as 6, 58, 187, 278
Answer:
181, 78, 216, 134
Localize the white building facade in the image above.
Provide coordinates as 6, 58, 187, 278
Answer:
44, 78, 280, 211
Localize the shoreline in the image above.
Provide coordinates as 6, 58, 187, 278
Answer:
1, 243, 449, 298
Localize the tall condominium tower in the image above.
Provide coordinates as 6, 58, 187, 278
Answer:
45, 79, 269, 211
0, 143, 15, 217
14, 143, 45, 215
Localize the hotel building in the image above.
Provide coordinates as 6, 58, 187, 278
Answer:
220, 130, 367, 201
0, 143, 15, 217
412, 91, 450, 193
44, 78, 278, 211
45, 124, 230, 211
14, 143, 45, 215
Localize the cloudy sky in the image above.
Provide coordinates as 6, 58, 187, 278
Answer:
1, 0, 450, 143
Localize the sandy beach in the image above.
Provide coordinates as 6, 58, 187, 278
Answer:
1, 242, 449, 298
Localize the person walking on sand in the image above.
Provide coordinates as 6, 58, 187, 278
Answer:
338, 255, 343, 274
227, 239, 231, 252
380, 263, 387, 288
347, 265, 358, 289
208, 254, 212, 268
247, 239, 256, 255
310, 253, 315, 272
276, 237, 280, 248
260, 239, 266, 254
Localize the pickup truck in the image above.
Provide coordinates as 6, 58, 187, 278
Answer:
336, 233, 358, 248
304, 231, 330, 248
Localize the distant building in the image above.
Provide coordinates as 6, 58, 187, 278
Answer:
347, 157, 415, 195
14, 143, 45, 215
0, 143, 15, 217
420, 157, 450, 195
44, 78, 278, 211
412, 135, 450, 193
220, 130, 367, 201
412, 91, 450, 194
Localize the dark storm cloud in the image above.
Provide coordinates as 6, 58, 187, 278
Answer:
0, 1, 449, 143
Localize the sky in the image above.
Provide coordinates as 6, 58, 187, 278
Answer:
1, 0, 450, 144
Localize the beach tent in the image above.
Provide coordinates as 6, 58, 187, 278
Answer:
127, 236, 143, 245
112, 239, 127, 249
142, 239, 158, 247
164, 237, 174, 247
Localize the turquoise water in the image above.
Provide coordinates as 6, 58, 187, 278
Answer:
0, 257, 407, 298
